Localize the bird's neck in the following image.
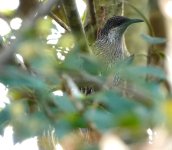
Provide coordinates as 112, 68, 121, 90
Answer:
107, 31, 125, 59
96, 34, 124, 64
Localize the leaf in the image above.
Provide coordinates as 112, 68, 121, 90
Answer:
84, 108, 113, 132
60, 50, 83, 71
119, 66, 165, 101
141, 34, 166, 44
81, 55, 102, 75
122, 66, 165, 80
57, 33, 75, 48
161, 100, 172, 130
36, 17, 52, 36
54, 119, 72, 138
93, 91, 153, 128
0, 106, 10, 135
0, 67, 46, 90
53, 94, 77, 113
114, 55, 134, 70
94, 91, 137, 114
13, 112, 49, 143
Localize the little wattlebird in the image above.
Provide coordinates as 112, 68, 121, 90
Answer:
93, 16, 144, 87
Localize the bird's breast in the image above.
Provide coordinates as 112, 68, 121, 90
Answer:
94, 37, 124, 65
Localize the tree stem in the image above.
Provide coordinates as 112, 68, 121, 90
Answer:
63, 0, 91, 54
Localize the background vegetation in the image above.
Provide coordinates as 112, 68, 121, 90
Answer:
0, 0, 172, 149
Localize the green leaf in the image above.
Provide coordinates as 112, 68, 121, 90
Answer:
0, 106, 10, 135
93, 91, 153, 127
54, 119, 72, 138
57, 33, 75, 48
81, 55, 102, 75
13, 112, 49, 143
53, 94, 77, 113
67, 113, 86, 128
121, 66, 165, 80
94, 91, 137, 114
141, 34, 166, 44
119, 66, 165, 101
0, 67, 46, 90
60, 50, 83, 71
84, 108, 113, 132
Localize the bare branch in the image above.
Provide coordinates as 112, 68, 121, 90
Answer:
49, 12, 70, 32
62, 0, 91, 54
87, 0, 97, 40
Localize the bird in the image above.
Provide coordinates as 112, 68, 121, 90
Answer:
93, 16, 143, 86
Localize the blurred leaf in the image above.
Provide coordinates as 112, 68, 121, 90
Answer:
119, 66, 165, 101
13, 112, 49, 143
121, 66, 165, 80
81, 55, 103, 75
54, 118, 72, 138
60, 50, 83, 71
92, 91, 153, 130
57, 33, 75, 48
10, 101, 28, 119
0, 67, 55, 108
94, 91, 137, 114
0, 9, 15, 16
53, 94, 77, 113
141, 34, 166, 44
67, 113, 86, 128
19, 41, 58, 77
84, 108, 113, 132
8, 87, 35, 101
0, 67, 47, 91
36, 18, 52, 36
162, 100, 172, 130
0, 106, 10, 135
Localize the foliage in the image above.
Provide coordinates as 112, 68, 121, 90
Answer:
0, 0, 170, 149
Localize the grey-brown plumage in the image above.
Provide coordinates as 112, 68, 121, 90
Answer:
93, 16, 143, 86
93, 16, 143, 66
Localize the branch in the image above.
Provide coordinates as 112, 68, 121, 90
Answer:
0, 0, 58, 66
88, 0, 97, 27
159, 0, 172, 92
62, 74, 84, 111
87, 0, 97, 39
49, 12, 70, 32
62, 0, 91, 54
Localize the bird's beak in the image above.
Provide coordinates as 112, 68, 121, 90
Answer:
128, 18, 144, 24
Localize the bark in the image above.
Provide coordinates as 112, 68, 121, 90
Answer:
159, 0, 172, 92
62, 0, 91, 54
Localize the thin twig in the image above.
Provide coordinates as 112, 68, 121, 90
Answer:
49, 12, 70, 32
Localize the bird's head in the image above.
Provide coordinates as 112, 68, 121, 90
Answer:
98, 16, 143, 39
